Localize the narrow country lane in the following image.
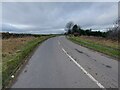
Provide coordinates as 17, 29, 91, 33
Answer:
11, 36, 118, 88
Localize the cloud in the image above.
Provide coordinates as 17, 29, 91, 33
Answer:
2, 0, 120, 2
2, 2, 118, 34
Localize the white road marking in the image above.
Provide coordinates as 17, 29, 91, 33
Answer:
62, 48, 105, 89
58, 41, 60, 45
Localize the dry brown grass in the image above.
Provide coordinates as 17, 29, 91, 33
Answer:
2, 36, 36, 61
80, 36, 118, 49
2, 35, 54, 88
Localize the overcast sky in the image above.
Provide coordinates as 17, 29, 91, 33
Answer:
2, 2, 118, 34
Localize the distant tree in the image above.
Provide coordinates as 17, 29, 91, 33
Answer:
65, 21, 74, 34
80, 29, 86, 35
106, 18, 120, 40
72, 24, 78, 33
85, 29, 92, 36
68, 29, 72, 34
64, 21, 109, 37
71, 24, 82, 36
78, 25, 82, 35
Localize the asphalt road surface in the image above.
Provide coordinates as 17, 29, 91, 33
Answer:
12, 36, 118, 88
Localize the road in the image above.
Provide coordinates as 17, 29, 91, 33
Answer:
12, 36, 118, 88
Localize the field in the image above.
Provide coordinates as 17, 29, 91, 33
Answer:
2, 36, 35, 62
68, 36, 119, 59
1, 34, 54, 88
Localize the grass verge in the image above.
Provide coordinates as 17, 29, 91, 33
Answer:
2, 35, 54, 89
67, 36, 120, 60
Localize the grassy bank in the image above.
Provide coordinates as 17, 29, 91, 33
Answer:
67, 36, 120, 59
2, 35, 54, 88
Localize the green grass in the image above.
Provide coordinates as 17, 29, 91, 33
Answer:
67, 36, 120, 59
2, 35, 54, 88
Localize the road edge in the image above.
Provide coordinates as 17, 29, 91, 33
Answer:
2, 36, 55, 90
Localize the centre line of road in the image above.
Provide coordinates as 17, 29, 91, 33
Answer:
58, 41, 60, 45
62, 48, 105, 89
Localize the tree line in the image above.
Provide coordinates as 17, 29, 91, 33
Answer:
1, 32, 48, 39
65, 20, 120, 40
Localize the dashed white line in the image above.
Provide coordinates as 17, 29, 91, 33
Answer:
58, 41, 60, 45
62, 48, 105, 89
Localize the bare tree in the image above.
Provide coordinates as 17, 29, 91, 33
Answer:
65, 21, 74, 34
107, 18, 120, 40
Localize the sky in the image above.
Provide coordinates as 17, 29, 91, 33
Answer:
1, 2, 118, 34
